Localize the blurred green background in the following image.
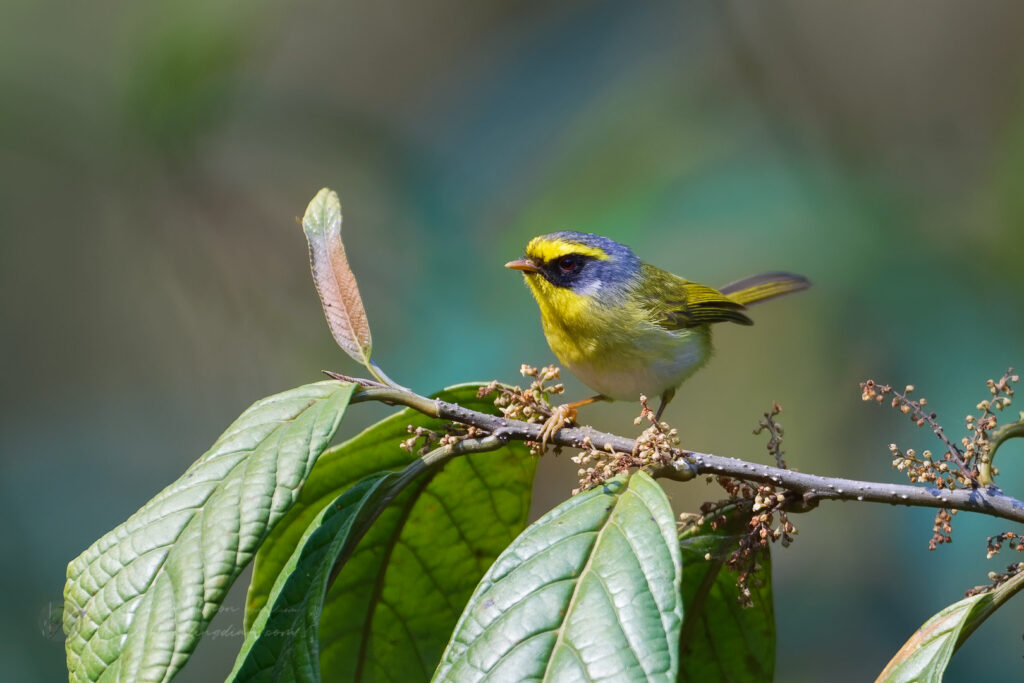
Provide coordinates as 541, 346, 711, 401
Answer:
3, 1, 1024, 680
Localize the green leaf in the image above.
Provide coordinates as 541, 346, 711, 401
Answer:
245, 384, 536, 682
677, 513, 775, 683
228, 473, 393, 682
63, 381, 355, 683
433, 472, 683, 682
877, 570, 1024, 683
303, 188, 373, 370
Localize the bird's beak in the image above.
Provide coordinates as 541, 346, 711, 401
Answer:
504, 258, 540, 273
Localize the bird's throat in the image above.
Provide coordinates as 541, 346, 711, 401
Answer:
525, 275, 595, 332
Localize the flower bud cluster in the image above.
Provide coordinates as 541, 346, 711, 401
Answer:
964, 370, 1018, 480
475, 362, 565, 454
570, 436, 625, 494
570, 396, 682, 494
399, 425, 443, 455
965, 562, 1024, 598
929, 508, 954, 550
399, 423, 482, 455
693, 402, 798, 606
695, 491, 795, 607
632, 395, 680, 468
862, 369, 1020, 554
478, 364, 564, 454
862, 379, 969, 550
753, 401, 786, 468
986, 531, 1024, 560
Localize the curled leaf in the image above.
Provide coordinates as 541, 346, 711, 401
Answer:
876, 569, 1024, 682
303, 188, 373, 370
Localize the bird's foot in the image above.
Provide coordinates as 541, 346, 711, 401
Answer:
538, 403, 578, 453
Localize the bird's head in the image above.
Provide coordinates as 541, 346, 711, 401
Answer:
505, 231, 641, 314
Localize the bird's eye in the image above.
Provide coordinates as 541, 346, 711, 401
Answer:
558, 256, 578, 272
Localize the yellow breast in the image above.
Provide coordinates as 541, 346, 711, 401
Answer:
523, 274, 711, 400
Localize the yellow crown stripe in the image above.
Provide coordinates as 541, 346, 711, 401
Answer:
525, 237, 610, 263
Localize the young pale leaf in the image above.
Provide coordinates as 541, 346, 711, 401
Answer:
303, 187, 373, 369
677, 515, 775, 682
245, 384, 536, 682
433, 472, 683, 682
63, 381, 354, 683
229, 473, 394, 683
876, 570, 1024, 683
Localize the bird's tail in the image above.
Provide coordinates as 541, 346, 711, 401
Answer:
720, 272, 811, 306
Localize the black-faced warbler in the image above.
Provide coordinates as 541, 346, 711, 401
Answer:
506, 231, 809, 445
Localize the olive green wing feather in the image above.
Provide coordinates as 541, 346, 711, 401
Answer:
639, 264, 752, 329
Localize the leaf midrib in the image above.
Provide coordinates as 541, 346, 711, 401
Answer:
678, 551, 726, 657
540, 478, 628, 681
350, 470, 441, 682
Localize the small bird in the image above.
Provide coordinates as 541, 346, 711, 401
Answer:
505, 231, 809, 447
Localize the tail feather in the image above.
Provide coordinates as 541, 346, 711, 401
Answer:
720, 272, 811, 306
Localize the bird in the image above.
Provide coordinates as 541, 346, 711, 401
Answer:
505, 230, 809, 448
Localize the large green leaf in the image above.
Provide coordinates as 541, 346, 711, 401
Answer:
229, 473, 393, 682
62, 381, 354, 683
245, 384, 536, 682
677, 513, 774, 682
876, 569, 1024, 683
433, 471, 683, 682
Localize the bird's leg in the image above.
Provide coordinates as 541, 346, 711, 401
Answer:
654, 388, 676, 423
538, 395, 606, 452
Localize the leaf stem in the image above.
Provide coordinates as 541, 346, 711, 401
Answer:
366, 361, 410, 392
990, 419, 1024, 462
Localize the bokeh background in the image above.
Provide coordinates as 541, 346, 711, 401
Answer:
4, 1, 1024, 680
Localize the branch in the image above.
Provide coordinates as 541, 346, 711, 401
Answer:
991, 420, 1024, 460
337, 379, 1024, 525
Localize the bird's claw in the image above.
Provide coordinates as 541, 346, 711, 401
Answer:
538, 403, 577, 453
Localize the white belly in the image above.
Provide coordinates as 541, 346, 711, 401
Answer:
562, 328, 712, 401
